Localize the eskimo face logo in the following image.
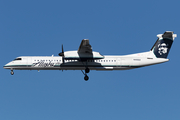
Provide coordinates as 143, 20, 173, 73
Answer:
153, 38, 173, 58
158, 43, 168, 55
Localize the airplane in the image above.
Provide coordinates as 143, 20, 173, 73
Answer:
4, 31, 177, 81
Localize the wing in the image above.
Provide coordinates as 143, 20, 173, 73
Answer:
78, 39, 92, 54
63, 39, 104, 60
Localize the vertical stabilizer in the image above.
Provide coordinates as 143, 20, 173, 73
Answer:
150, 31, 177, 58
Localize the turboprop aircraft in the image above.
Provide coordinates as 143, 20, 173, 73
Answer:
4, 31, 177, 81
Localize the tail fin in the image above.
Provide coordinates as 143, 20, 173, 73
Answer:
150, 31, 177, 58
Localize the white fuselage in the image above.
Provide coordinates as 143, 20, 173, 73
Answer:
4, 51, 169, 71
3, 31, 176, 81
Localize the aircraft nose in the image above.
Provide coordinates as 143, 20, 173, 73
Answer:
3, 63, 9, 69
3, 62, 12, 69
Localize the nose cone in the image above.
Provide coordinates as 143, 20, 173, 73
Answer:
3, 63, 8, 69
3, 62, 12, 69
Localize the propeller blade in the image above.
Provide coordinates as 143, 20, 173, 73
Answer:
58, 44, 65, 63
62, 44, 64, 53
58, 44, 64, 56
62, 56, 65, 63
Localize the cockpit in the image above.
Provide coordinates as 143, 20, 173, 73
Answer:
13, 58, 22, 61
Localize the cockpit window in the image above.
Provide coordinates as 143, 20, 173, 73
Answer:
13, 58, 22, 61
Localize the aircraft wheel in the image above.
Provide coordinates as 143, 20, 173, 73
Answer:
85, 68, 90, 73
84, 75, 89, 81
11, 70, 14, 75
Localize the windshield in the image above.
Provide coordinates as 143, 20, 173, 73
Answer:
13, 58, 22, 61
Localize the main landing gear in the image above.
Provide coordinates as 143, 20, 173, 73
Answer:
11, 70, 14, 75
81, 67, 90, 81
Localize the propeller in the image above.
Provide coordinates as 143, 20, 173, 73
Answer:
58, 44, 65, 63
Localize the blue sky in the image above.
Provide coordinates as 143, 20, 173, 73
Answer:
1, 0, 180, 120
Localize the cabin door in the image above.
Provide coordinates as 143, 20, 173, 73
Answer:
116, 58, 121, 67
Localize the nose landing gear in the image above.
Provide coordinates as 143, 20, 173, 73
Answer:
11, 70, 14, 75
